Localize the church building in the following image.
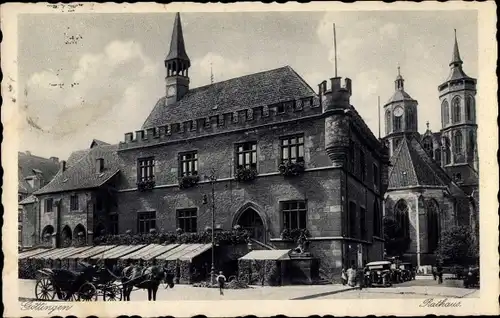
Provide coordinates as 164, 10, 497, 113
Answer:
382, 31, 479, 268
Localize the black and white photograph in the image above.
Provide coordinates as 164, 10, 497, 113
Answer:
2, 2, 498, 317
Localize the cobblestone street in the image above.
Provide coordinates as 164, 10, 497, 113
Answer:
18, 277, 478, 301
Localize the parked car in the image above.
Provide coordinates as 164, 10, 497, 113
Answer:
399, 263, 415, 281
463, 267, 479, 288
365, 261, 393, 287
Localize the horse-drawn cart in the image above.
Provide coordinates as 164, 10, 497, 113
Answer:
34, 261, 122, 301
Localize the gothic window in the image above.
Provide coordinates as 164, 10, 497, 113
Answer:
468, 131, 475, 154
427, 199, 440, 253
138, 157, 155, 182
385, 110, 391, 135
393, 108, 403, 132
236, 142, 257, 169
179, 152, 198, 177
454, 131, 463, 154
348, 201, 357, 238
452, 97, 461, 123
406, 107, 414, 130
442, 100, 450, 125
394, 199, 410, 239
280, 135, 304, 163
435, 148, 441, 163
443, 137, 451, 165
465, 95, 474, 121
422, 137, 433, 158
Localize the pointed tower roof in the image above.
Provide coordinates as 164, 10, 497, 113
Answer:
165, 13, 190, 66
445, 29, 472, 81
450, 29, 463, 66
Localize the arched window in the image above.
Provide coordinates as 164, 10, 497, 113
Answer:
443, 137, 451, 165
435, 148, 441, 163
373, 200, 381, 237
465, 95, 474, 121
385, 110, 391, 135
442, 100, 449, 125
394, 200, 410, 239
454, 131, 463, 154
468, 131, 475, 154
452, 97, 461, 123
422, 137, 433, 158
394, 116, 402, 132
426, 199, 440, 253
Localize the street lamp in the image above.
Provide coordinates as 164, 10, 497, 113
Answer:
203, 173, 217, 285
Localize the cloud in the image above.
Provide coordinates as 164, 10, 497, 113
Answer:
21, 40, 162, 158
190, 52, 251, 88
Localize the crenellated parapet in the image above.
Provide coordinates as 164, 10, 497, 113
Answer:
119, 95, 321, 150
321, 77, 353, 168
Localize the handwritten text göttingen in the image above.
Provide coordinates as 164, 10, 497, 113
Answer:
20, 300, 73, 314
420, 298, 462, 308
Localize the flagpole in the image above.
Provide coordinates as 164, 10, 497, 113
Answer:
333, 23, 338, 77
378, 96, 381, 139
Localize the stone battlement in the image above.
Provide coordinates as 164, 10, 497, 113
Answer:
119, 96, 321, 150
318, 77, 352, 111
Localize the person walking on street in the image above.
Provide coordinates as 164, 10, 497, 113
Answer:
217, 271, 226, 295
341, 268, 347, 285
347, 264, 356, 287
437, 264, 443, 284
432, 265, 437, 280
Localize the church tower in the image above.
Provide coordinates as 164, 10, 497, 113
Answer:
383, 67, 419, 157
437, 30, 478, 171
165, 13, 191, 105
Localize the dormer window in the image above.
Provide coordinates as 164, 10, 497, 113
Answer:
96, 158, 104, 173
276, 103, 285, 114
25, 177, 35, 188
301, 97, 313, 109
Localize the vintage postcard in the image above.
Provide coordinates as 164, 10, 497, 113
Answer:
1, 1, 498, 317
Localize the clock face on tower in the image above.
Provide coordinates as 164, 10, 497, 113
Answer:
394, 106, 404, 117
167, 86, 176, 97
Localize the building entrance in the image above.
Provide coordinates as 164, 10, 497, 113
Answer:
236, 208, 265, 243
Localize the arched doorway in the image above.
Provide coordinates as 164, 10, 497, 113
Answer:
236, 208, 265, 243
41, 225, 54, 244
73, 224, 86, 246
61, 225, 73, 247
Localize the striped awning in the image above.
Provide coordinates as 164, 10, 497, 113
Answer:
142, 244, 180, 261
18, 248, 53, 259
90, 245, 147, 260
178, 244, 212, 261
158, 244, 211, 261
67, 245, 116, 259
119, 244, 162, 260
37, 246, 93, 260
239, 249, 291, 261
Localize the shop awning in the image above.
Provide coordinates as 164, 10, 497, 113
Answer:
31, 247, 72, 260
119, 244, 162, 260
90, 245, 147, 260
142, 244, 180, 261
178, 244, 212, 262
38, 246, 93, 260
19, 248, 53, 259
239, 249, 291, 261
67, 245, 116, 259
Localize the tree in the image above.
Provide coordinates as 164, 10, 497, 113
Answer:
435, 225, 478, 266
383, 216, 411, 257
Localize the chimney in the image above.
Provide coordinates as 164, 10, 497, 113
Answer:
50, 157, 59, 163
60, 160, 67, 172
96, 158, 104, 173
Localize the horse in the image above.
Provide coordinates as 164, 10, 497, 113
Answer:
120, 264, 175, 301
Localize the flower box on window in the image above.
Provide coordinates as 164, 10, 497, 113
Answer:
178, 174, 200, 189
136, 178, 156, 191
279, 160, 305, 177
280, 228, 311, 241
235, 167, 258, 182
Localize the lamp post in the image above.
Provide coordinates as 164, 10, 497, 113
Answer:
204, 173, 217, 285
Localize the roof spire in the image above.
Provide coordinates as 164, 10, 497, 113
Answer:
166, 13, 191, 66
395, 65, 404, 91
426, 121, 430, 130
450, 28, 463, 66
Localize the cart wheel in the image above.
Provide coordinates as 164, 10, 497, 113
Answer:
35, 278, 56, 301
77, 282, 98, 301
103, 284, 122, 301
58, 290, 77, 301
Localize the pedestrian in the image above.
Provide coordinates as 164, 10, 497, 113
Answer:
347, 264, 356, 287
341, 268, 347, 285
437, 264, 443, 284
432, 265, 437, 280
217, 271, 226, 295
356, 267, 364, 290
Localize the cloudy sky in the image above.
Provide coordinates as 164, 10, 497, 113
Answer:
18, 10, 477, 159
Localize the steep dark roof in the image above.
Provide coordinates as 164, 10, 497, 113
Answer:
18, 152, 60, 194
90, 139, 110, 148
142, 66, 316, 129
34, 144, 120, 195
67, 150, 90, 167
445, 164, 479, 187
388, 137, 446, 189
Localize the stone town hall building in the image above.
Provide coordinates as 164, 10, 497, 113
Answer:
24, 14, 476, 276
382, 31, 479, 268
